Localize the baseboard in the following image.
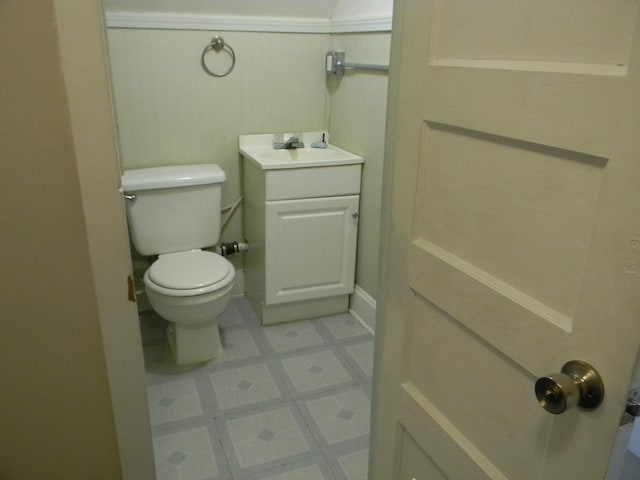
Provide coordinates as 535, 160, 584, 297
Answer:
349, 285, 376, 335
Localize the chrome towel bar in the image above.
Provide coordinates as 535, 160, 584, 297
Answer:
326, 51, 389, 75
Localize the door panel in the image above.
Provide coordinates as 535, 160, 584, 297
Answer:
403, 294, 548, 477
430, 0, 637, 66
371, 1, 640, 479
413, 123, 606, 320
398, 428, 448, 480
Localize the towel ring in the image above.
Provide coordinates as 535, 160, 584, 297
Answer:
201, 36, 236, 77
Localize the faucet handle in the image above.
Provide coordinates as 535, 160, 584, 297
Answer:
273, 133, 305, 149
273, 133, 285, 149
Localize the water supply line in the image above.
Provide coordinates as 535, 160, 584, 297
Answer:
215, 240, 249, 257
213, 196, 248, 256
221, 195, 243, 232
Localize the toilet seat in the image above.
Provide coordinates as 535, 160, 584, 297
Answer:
145, 250, 234, 296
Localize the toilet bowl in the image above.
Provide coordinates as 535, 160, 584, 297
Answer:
143, 249, 235, 364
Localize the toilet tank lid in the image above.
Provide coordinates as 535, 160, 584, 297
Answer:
122, 164, 226, 191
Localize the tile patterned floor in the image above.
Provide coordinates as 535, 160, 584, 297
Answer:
140, 297, 374, 480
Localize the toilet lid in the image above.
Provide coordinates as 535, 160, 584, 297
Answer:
148, 251, 232, 290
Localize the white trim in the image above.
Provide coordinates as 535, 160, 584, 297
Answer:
104, 11, 392, 33
105, 12, 330, 33
330, 15, 392, 33
349, 285, 376, 334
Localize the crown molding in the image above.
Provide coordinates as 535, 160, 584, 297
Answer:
105, 12, 330, 32
105, 11, 392, 33
330, 14, 392, 33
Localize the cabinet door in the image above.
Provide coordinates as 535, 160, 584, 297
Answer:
265, 195, 359, 305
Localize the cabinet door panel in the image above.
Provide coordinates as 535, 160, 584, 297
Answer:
265, 195, 359, 304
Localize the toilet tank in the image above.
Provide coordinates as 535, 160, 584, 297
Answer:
122, 164, 226, 256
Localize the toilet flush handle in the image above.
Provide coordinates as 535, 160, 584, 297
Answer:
123, 193, 137, 202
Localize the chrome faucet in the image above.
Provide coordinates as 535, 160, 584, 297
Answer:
274, 135, 305, 149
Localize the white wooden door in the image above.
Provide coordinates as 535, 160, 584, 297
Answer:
371, 1, 640, 479
265, 195, 359, 304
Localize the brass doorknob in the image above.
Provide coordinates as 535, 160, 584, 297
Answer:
534, 360, 604, 414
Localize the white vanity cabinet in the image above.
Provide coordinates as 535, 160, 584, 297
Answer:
240, 133, 363, 325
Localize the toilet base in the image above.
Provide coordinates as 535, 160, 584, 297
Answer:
167, 321, 222, 365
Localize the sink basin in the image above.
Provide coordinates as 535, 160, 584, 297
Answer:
240, 133, 363, 170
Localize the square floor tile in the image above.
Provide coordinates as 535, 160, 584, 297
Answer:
153, 426, 219, 480
344, 341, 374, 378
234, 298, 261, 324
143, 344, 174, 374
219, 328, 261, 363
280, 350, 353, 395
263, 321, 325, 353
304, 389, 371, 445
218, 301, 245, 328
223, 405, 310, 469
144, 344, 208, 376
210, 363, 282, 410
147, 378, 203, 426
263, 464, 333, 480
338, 449, 369, 480
319, 315, 369, 341
139, 310, 169, 347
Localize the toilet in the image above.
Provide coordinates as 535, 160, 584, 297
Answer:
122, 164, 235, 365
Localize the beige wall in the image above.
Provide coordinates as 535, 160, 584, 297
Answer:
107, 29, 329, 247
106, 26, 390, 302
0, 1, 153, 478
0, 1, 121, 478
329, 32, 391, 298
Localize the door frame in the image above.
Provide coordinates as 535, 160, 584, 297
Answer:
54, 1, 156, 478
